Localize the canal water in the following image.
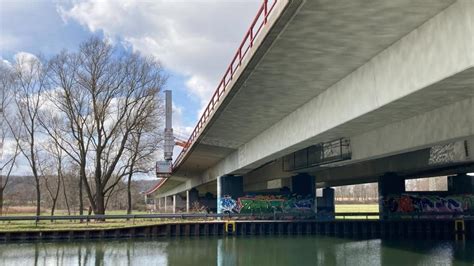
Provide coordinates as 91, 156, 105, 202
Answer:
0, 236, 472, 266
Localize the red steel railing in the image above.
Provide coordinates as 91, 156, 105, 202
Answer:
173, 0, 278, 170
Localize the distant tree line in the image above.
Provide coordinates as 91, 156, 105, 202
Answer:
0, 175, 157, 215
334, 176, 448, 203
0, 37, 165, 216
334, 183, 379, 203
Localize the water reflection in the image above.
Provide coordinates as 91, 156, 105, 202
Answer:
0, 236, 472, 266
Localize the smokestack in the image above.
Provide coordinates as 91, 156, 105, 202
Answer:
164, 90, 173, 161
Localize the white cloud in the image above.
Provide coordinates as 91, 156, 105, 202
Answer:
13, 52, 41, 76
185, 75, 214, 111
58, 0, 261, 116
172, 102, 193, 138
170, 101, 193, 161
0, 52, 41, 79
0, 57, 12, 69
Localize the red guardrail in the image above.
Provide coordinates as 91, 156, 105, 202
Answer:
173, 0, 278, 169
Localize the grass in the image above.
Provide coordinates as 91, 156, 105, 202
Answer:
335, 204, 378, 213
0, 218, 210, 232
1, 210, 150, 216
335, 204, 379, 220
0, 204, 380, 232
0, 210, 177, 232
0, 220, 162, 232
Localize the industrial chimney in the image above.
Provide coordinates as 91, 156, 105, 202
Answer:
156, 90, 173, 176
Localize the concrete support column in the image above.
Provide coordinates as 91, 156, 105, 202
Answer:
217, 177, 222, 214
217, 175, 243, 214
291, 173, 316, 213
189, 188, 199, 203
158, 197, 162, 212
317, 187, 335, 218
164, 196, 168, 213
173, 195, 176, 214
291, 173, 315, 197
378, 173, 405, 219
323, 187, 335, 213
448, 173, 474, 194
186, 190, 190, 213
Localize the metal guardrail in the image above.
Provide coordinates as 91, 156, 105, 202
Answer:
0, 212, 313, 223
336, 211, 474, 220
381, 211, 474, 220
336, 212, 379, 220
173, 0, 279, 169
1, 211, 473, 224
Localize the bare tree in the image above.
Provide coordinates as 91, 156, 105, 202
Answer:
40, 50, 88, 216
0, 143, 19, 216
44, 38, 164, 215
0, 65, 20, 215
38, 139, 65, 216
5, 54, 47, 216
60, 170, 74, 215
122, 127, 162, 214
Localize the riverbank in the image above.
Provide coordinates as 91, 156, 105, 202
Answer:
0, 204, 379, 232
0, 219, 471, 242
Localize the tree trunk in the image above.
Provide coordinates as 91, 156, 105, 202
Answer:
0, 187, 3, 216
79, 174, 83, 216
35, 177, 41, 216
95, 192, 105, 215
62, 178, 71, 215
127, 173, 132, 215
50, 198, 57, 216
51, 176, 61, 217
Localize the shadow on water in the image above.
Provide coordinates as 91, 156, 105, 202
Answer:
0, 236, 473, 266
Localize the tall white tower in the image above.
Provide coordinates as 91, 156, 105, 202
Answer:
156, 90, 174, 176
163, 90, 173, 161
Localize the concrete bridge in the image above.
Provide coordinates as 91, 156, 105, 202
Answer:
148, 0, 474, 216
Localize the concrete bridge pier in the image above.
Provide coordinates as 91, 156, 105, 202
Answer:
291, 173, 315, 198
378, 173, 405, 220
187, 188, 199, 212
186, 190, 190, 213
317, 187, 335, 218
448, 173, 474, 194
291, 173, 317, 213
173, 195, 177, 214
217, 175, 243, 214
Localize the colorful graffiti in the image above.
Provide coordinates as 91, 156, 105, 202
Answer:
382, 194, 474, 214
220, 196, 240, 213
219, 194, 314, 214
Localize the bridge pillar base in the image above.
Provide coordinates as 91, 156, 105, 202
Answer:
317, 187, 335, 219
186, 188, 199, 213
448, 173, 474, 194
172, 195, 176, 214
217, 175, 243, 214
378, 173, 405, 220
291, 173, 315, 198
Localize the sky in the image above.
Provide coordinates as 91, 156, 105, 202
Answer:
0, 0, 261, 175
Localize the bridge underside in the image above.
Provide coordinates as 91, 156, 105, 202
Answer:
174, 0, 456, 177
154, 0, 474, 200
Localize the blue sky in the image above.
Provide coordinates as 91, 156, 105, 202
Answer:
1, 0, 261, 174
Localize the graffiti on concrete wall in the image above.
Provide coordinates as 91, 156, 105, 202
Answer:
219, 194, 314, 214
220, 196, 240, 213
382, 194, 474, 214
